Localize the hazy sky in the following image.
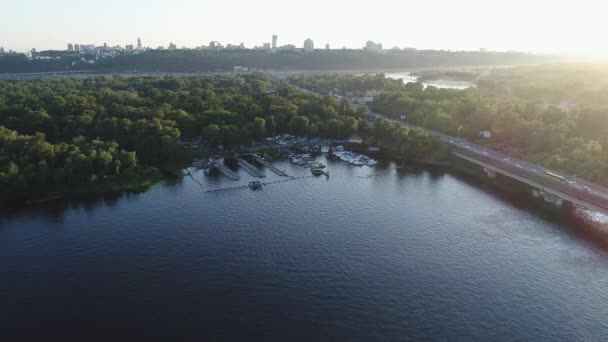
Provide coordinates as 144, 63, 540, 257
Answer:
1, 0, 606, 54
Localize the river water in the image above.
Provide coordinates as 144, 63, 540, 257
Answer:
385, 71, 476, 90
2, 156, 608, 341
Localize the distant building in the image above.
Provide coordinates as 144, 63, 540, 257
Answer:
126, 44, 134, 51
137, 37, 142, 50
79, 44, 95, 52
225, 43, 245, 49
325, 43, 330, 50
348, 134, 364, 144
0, 47, 5, 54
67, 43, 74, 52
303, 38, 314, 53
272, 35, 278, 49
208, 41, 222, 50
263, 43, 271, 50
168, 42, 177, 50
480, 130, 492, 138
74, 44, 80, 52
364, 40, 383, 52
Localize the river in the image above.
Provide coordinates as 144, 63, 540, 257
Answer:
2, 156, 608, 341
385, 71, 476, 89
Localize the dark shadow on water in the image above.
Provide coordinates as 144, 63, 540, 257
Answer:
0, 178, 180, 225
447, 168, 608, 253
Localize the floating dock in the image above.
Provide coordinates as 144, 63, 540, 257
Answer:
205, 176, 315, 193
253, 155, 289, 177
237, 157, 266, 178
212, 159, 240, 180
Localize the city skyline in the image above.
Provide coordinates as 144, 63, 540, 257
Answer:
1, 0, 607, 55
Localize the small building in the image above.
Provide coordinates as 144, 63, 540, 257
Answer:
480, 130, 492, 139
348, 134, 364, 144
363, 96, 374, 104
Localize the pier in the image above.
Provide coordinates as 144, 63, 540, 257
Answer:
237, 157, 266, 178
253, 154, 289, 177
212, 159, 240, 181
205, 176, 316, 193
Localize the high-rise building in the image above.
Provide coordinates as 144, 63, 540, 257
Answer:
325, 44, 330, 50
272, 35, 278, 49
0, 47, 5, 54
168, 42, 177, 50
364, 40, 383, 52
74, 44, 80, 52
67, 43, 74, 52
137, 37, 142, 50
304, 38, 314, 53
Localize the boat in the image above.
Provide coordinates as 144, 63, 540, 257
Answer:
192, 159, 210, 169
311, 168, 324, 176
248, 181, 263, 190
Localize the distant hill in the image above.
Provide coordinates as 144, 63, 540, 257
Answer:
0, 49, 567, 74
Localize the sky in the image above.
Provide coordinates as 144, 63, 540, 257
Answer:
1, 0, 606, 55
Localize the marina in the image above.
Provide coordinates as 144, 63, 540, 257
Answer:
237, 157, 266, 178
253, 154, 290, 177
331, 146, 378, 167
211, 158, 241, 181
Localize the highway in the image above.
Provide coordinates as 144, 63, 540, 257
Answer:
285, 81, 608, 214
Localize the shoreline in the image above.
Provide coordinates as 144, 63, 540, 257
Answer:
0, 172, 166, 209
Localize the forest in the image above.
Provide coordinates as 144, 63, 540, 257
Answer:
0, 74, 384, 202
291, 66, 608, 185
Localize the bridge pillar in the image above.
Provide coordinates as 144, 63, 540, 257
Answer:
483, 167, 496, 178
539, 190, 563, 207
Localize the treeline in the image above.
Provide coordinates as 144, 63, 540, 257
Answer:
0, 49, 564, 74
288, 74, 405, 95
371, 119, 448, 160
1, 128, 138, 190
373, 79, 608, 184
477, 64, 608, 107
0, 75, 372, 199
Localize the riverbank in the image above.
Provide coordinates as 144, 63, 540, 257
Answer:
0, 168, 167, 209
